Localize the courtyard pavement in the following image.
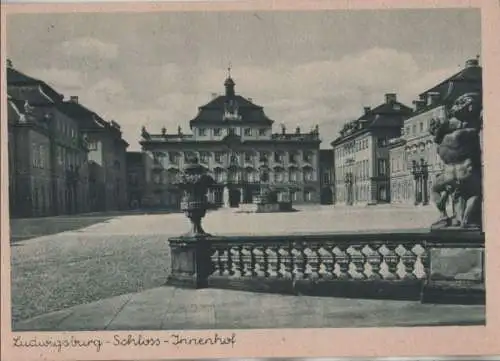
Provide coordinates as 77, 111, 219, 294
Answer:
11, 204, 483, 330
13, 286, 485, 331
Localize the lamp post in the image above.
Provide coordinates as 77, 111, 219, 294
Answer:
421, 158, 429, 205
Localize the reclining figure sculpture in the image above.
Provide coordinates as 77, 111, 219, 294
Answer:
429, 92, 483, 230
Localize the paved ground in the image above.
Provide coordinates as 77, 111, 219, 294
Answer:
11, 205, 456, 327
13, 286, 485, 331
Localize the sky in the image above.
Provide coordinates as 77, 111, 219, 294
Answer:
6, 9, 481, 150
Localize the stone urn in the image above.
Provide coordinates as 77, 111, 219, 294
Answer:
175, 156, 215, 238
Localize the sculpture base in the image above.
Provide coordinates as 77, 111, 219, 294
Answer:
166, 236, 212, 289
422, 247, 485, 305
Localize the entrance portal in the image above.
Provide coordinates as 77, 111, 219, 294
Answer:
229, 188, 241, 208
320, 187, 333, 204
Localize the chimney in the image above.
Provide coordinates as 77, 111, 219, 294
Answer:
385, 93, 397, 104
69, 96, 79, 104
465, 58, 479, 68
363, 106, 371, 114
427, 91, 440, 106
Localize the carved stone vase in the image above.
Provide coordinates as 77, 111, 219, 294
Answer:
176, 159, 215, 238
167, 157, 215, 288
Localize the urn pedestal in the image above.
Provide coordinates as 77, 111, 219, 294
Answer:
167, 236, 212, 289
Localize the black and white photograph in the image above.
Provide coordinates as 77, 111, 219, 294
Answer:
1, 2, 494, 357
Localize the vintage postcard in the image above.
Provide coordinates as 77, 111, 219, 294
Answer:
1, 0, 499, 360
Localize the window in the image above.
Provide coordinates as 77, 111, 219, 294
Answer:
304, 168, 315, 181
153, 173, 161, 184
215, 152, 224, 163
259, 128, 267, 136
323, 172, 330, 184
87, 141, 97, 150
378, 159, 387, 176
289, 152, 297, 163
303, 151, 313, 163
274, 152, 283, 163
412, 124, 416, 135
244, 152, 253, 162
198, 128, 206, 136
169, 152, 179, 164
304, 190, 312, 201
377, 137, 387, 148
405, 127, 410, 137
289, 169, 299, 182
214, 128, 222, 136
419, 122, 424, 132
259, 152, 268, 162
199, 151, 210, 164
274, 170, 284, 182
214, 169, 224, 183
244, 128, 252, 136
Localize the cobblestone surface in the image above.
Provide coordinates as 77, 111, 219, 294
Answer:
10, 205, 443, 325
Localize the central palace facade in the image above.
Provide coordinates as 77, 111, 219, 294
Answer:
139, 74, 326, 209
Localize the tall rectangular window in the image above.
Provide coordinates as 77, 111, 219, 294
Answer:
213, 128, 222, 136
378, 159, 387, 176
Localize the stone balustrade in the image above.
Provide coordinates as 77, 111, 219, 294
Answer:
167, 229, 485, 303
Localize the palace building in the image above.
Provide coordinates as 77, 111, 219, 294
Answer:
389, 58, 482, 206
7, 63, 90, 217
139, 71, 322, 209
331, 94, 413, 206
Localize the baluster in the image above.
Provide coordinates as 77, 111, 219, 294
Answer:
220, 248, 231, 276
291, 246, 305, 280
365, 245, 382, 279
230, 246, 242, 277
252, 246, 266, 277
400, 246, 417, 279
349, 245, 366, 279
278, 247, 293, 279
318, 247, 334, 279
304, 246, 319, 279
333, 245, 350, 279
241, 246, 253, 277
420, 246, 430, 279
210, 249, 221, 276
383, 244, 400, 280
265, 246, 279, 277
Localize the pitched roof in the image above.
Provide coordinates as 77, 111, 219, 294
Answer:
57, 101, 108, 131
189, 95, 274, 127
7, 67, 63, 103
331, 100, 412, 146
419, 61, 482, 101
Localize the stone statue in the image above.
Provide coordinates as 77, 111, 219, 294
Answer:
223, 186, 230, 208
429, 92, 483, 230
